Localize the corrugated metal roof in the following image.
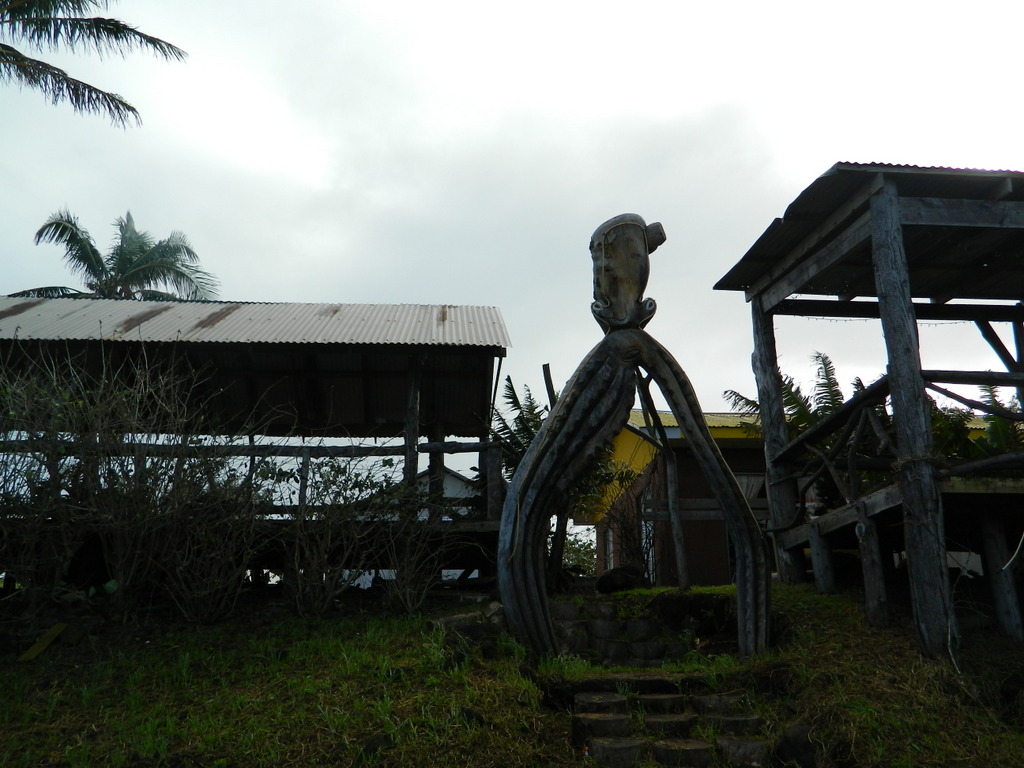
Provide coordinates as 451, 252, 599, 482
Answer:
0, 297, 511, 348
627, 410, 759, 432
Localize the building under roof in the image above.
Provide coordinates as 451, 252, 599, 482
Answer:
0, 296, 510, 439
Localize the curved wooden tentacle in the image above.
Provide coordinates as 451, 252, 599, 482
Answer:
498, 332, 641, 656
623, 329, 771, 655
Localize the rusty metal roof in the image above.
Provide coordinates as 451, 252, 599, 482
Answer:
0, 297, 508, 438
715, 162, 1024, 305
0, 297, 510, 348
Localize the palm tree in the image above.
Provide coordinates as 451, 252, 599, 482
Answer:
11, 209, 219, 300
0, 1, 185, 126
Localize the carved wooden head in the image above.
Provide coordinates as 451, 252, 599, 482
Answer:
589, 213, 666, 333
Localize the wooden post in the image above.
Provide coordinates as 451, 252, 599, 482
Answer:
662, 449, 690, 589
484, 442, 504, 521
807, 522, 836, 594
428, 422, 445, 501
856, 506, 890, 627
870, 181, 958, 661
404, 357, 422, 487
981, 513, 1024, 642
297, 446, 310, 507
751, 302, 805, 582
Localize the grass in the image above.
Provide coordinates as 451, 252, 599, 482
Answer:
2, 605, 567, 767
4, 584, 1024, 767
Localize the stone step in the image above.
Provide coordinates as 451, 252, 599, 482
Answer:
707, 712, 764, 736
650, 737, 714, 767
689, 693, 744, 714
644, 712, 698, 738
585, 736, 647, 768
636, 692, 687, 714
575, 691, 629, 714
572, 712, 632, 745
715, 735, 772, 768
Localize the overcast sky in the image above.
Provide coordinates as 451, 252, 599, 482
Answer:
4, 0, 1024, 414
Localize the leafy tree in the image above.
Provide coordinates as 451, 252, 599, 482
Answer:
490, 376, 549, 482
725, 350, 852, 439
11, 209, 218, 300
0, 0, 185, 126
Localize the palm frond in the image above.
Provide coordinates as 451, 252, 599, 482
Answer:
0, 41, 137, 124
8, 285, 87, 298
4, 10, 185, 61
723, 388, 759, 417
0, 1, 185, 125
811, 351, 843, 415
34, 209, 105, 283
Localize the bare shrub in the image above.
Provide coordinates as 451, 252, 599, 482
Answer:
282, 455, 399, 616
379, 490, 461, 615
0, 344, 268, 618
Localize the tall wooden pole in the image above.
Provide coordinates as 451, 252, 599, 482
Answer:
870, 181, 958, 661
404, 357, 422, 487
750, 302, 805, 583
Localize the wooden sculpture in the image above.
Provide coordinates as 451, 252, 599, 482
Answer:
497, 214, 770, 656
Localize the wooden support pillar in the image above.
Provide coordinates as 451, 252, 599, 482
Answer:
856, 506, 890, 627
662, 449, 690, 589
297, 446, 311, 507
808, 522, 837, 594
404, 357, 423, 488
750, 301, 805, 582
427, 422, 445, 501
981, 513, 1024, 642
871, 181, 958, 660
484, 442, 504, 521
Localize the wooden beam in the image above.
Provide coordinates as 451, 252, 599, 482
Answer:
899, 197, 1024, 228
777, 484, 903, 550
745, 174, 883, 302
920, 369, 1024, 387
756, 212, 872, 313
643, 498, 770, 522
871, 181, 958, 661
404, 357, 422, 487
775, 298, 1024, 323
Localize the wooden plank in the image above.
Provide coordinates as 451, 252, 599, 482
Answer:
778, 522, 810, 551
981, 514, 1024, 642
777, 484, 903, 550
920, 369, 1024, 387
871, 181, 958, 660
19, 623, 68, 661
757, 211, 872, 312
745, 174, 883, 302
775, 299, 1024, 323
0, 439, 489, 459
899, 197, 1024, 228
643, 498, 770, 522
